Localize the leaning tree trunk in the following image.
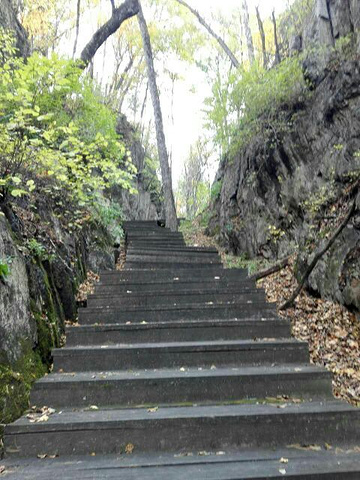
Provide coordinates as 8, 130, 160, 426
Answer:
255, 6, 267, 69
80, 0, 139, 67
72, 0, 81, 59
242, 0, 255, 64
175, 0, 240, 69
137, 1, 178, 231
272, 10, 281, 65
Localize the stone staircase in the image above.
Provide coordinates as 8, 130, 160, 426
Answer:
3, 220, 360, 479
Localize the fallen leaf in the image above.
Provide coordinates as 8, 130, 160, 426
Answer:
125, 443, 135, 454
147, 406, 159, 413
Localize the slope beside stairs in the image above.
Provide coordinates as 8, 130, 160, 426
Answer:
3, 220, 360, 479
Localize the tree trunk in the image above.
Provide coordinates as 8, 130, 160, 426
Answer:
272, 10, 281, 65
242, 0, 255, 64
255, 6, 267, 68
137, 1, 178, 231
80, 0, 139, 67
72, 0, 81, 59
176, 0, 240, 69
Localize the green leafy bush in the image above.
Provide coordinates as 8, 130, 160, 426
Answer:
205, 56, 308, 152
0, 28, 137, 207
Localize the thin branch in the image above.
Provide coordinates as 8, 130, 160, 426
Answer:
175, 0, 240, 69
249, 256, 290, 281
279, 198, 357, 310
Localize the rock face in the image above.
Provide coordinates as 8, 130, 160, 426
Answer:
0, 217, 34, 364
115, 114, 161, 221
209, 5, 360, 314
0, 0, 29, 57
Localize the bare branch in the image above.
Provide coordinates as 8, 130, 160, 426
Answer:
249, 256, 290, 281
280, 198, 357, 310
175, 0, 240, 69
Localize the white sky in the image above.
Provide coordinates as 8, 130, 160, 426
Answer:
162, 0, 290, 186
64, 0, 290, 187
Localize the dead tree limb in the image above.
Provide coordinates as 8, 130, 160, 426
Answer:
72, 0, 81, 59
279, 199, 357, 310
249, 256, 290, 281
255, 6, 267, 68
272, 9, 281, 65
175, 0, 240, 69
80, 0, 139, 67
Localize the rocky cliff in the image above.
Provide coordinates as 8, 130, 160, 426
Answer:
0, 0, 29, 57
208, 1, 360, 314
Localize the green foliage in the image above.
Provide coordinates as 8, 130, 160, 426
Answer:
91, 200, 125, 242
206, 56, 308, 151
210, 180, 223, 201
0, 259, 10, 281
26, 239, 52, 261
0, 348, 47, 426
0, 28, 137, 207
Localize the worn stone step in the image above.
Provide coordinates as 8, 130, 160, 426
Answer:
125, 262, 223, 269
127, 246, 218, 254
97, 269, 249, 284
126, 253, 221, 262
30, 365, 333, 408
66, 318, 292, 345
5, 401, 359, 457
126, 255, 221, 265
78, 302, 278, 323
4, 450, 360, 479
53, 339, 308, 372
87, 290, 266, 308
94, 280, 257, 295
126, 233, 184, 239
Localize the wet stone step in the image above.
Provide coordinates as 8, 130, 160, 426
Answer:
4, 450, 360, 480
52, 339, 309, 372
124, 262, 223, 269
86, 291, 267, 308
77, 302, 278, 324
65, 318, 292, 345
93, 280, 258, 294
5, 401, 359, 457
125, 256, 221, 264
97, 268, 249, 283
30, 365, 333, 408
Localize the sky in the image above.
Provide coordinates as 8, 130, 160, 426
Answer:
161, 0, 290, 186
66, 0, 290, 187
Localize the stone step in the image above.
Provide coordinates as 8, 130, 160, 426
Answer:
4, 450, 360, 479
53, 339, 309, 372
126, 233, 184, 239
30, 365, 333, 408
97, 268, 249, 284
86, 290, 267, 308
5, 401, 359, 457
126, 255, 221, 264
126, 248, 219, 260
78, 302, 278, 323
125, 262, 223, 269
66, 318, 292, 345
94, 280, 257, 294
127, 246, 218, 254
